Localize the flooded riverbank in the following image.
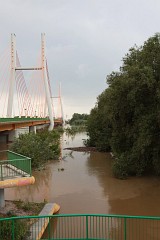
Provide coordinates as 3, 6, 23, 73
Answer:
5, 132, 160, 216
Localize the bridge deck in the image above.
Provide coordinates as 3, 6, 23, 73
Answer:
0, 117, 63, 131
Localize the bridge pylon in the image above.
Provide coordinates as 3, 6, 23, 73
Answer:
41, 33, 54, 130
7, 33, 16, 118
6, 33, 54, 130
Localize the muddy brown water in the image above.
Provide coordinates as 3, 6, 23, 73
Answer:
4, 133, 160, 216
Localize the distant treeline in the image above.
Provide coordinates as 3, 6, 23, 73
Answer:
86, 33, 160, 179
66, 113, 89, 125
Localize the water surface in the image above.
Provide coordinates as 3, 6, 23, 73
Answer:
5, 133, 160, 216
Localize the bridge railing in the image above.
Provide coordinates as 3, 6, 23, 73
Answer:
0, 117, 49, 122
0, 150, 31, 180
0, 214, 160, 240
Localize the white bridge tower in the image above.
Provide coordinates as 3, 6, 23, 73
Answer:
7, 33, 54, 130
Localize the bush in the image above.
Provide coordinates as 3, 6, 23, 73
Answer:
10, 129, 60, 168
0, 218, 28, 240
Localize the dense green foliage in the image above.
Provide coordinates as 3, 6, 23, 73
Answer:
68, 113, 89, 125
86, 91, 112, 151
0, 218, 28, 240
10, 130, 60, 168
87, 34, 160, 178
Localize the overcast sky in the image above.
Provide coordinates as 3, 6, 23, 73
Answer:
0, 0, 160, 118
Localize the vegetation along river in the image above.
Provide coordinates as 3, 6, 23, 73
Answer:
5, 133, 160, 216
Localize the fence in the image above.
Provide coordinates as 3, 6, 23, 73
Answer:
0, 117, 49, 122
0, 150, 31, 180
0, 214, 160, 240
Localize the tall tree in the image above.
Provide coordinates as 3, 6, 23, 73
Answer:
87, 90, 112, 151
87, 34, 160, 178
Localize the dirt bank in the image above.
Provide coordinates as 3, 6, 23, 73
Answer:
0, 200, 45, 218
64, 146, 97, 152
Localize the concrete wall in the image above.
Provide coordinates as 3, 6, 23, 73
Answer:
8, 127, 29, 142
29, 125, 36, 134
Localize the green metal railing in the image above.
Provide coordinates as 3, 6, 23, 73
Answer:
0, 214, 160, 240
0, 117, 49, 123
0, 150, 31, 180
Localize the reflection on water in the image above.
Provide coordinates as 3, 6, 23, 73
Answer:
5, 132, 160, 216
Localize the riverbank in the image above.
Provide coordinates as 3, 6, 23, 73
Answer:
64, 146, 97, 152
0, 200, 45, 217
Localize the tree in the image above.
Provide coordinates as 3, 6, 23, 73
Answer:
86, 90, 112, 151
87, 33, 160, 178
69, 113, 89, 125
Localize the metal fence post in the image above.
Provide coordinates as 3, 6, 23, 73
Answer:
29, 158, 32, 176
86, 215, 88, 239
0, 164, 3, 180
12, 219, 15, 240
124, 218, 127, 240
48, 217, 51, 239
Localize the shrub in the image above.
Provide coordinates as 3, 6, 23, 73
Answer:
10, 129, 60, 168
0, 218, 28, 240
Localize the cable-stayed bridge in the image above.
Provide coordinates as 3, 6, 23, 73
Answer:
0, 33, 63, 141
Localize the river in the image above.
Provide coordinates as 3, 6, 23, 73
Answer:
5, 132, 160, 216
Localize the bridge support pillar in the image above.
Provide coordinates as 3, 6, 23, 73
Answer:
29, 126, 36, 134
8, 130, 19, 142
0, 189, 5, 207
8, 127, 29, 142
